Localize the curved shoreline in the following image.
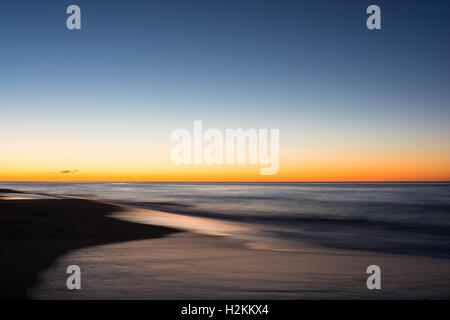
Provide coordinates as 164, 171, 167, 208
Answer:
2, 189, 450, 299
0, 189, 181, 299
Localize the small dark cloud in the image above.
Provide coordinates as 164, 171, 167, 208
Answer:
59, 170, 79, 174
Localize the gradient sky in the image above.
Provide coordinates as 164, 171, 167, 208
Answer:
1, 0, 450, 181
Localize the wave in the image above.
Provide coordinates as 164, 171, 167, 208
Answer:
116, 200, 450, 237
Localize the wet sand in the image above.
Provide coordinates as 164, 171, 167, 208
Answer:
30, 232, 450, 299
2, 189, 450, 299
0, 190, 179, 299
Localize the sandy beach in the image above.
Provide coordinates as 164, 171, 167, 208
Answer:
1, 188, 450, 299
0, 189, 179, 299
30, 233, 450, 299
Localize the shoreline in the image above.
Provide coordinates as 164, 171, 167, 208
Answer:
2, 189, 450, 299
30, 231, 450, 299
0, 189, 181, 299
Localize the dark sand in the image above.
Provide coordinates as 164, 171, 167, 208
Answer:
0, 189, 179, 299
2, 189, 450, 299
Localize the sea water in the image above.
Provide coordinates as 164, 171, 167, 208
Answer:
1, 182, 449, 259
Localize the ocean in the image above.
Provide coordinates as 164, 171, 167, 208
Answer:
2, 182, 449, 259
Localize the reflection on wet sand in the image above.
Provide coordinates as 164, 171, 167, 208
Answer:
0, 194, 58, 200
31, 232, 450, 299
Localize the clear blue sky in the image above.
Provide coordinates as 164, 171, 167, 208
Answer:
1, 0, 449, 181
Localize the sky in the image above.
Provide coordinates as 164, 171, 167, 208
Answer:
1, 0, 449, 181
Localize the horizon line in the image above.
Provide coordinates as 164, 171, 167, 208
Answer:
1, 180, 449, 183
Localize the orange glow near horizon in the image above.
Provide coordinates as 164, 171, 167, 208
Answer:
1, 161, 449, 182
2, 131, 449, 182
